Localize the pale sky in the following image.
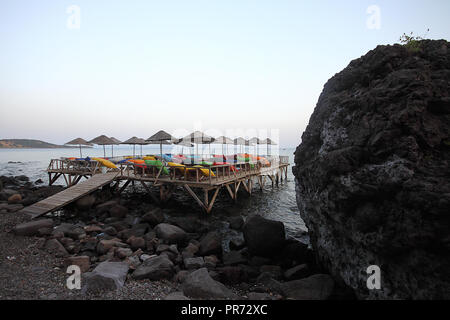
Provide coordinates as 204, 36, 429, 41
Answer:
1, 0, 449, 147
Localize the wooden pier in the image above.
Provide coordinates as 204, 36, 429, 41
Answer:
23, 156, 290, 218
20, 172, 119, 219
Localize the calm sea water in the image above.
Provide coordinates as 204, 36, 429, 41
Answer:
0, 146, 307, 241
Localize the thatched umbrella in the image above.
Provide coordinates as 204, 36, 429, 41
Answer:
120, 137, 146, 157
249, 137, 262, 156
146, 130, 175, 157
65, 138, 93, 158
181, 131, 215, 157
89, 135, 115, 158
215, 136, 234, 155
109, 137, 121, 158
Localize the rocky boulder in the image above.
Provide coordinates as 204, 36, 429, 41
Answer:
182, 268, 238, 299
198, 231, 222, 256
13, 219, 54, 236
243, 215, 285, 257
132, 255, 174, 280
280, 274, 335, 300
293, 40, 450, 299
75, 195, 96, 210
7, 193, 22, 204
82, 261, 129, 293
154, 223, 187, 245
142, 208, 165, 226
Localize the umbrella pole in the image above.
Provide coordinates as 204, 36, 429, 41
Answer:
112, 145, 114, 158
141, 145, 143, 157
79, 145, 82, 158
160, 143, 163, 158
133, 145, 135, 158
103, 145, 106, 158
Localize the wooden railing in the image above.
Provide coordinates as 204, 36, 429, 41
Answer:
47, 155, 289, 185
47, 159, 102, 175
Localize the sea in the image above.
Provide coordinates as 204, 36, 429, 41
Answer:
0, 146, 308, 242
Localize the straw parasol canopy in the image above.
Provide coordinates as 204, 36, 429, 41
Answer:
181, 131, 215, 157
146, 130, 176, 157
214, 136, 234, 155
65, 138, 93, 158
89, 135, 116, 158
121, 137, 146, 157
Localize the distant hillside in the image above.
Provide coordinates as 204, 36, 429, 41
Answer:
0, 139, 80, 149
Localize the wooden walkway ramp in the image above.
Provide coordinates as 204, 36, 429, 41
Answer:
20, 172, 119, 219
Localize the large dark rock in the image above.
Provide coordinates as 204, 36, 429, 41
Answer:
155, 223, 187, 245
142, 208, 165, 226
182, 268, 238, 299
13, 219, 54, 236
281, 274, 335, 300
243, 215, 285, 257
75, 195, 96, 210
198, 231, 222, 256
132, 255, 174, 280
293, 40, 450, 299
82, 261, 129, 293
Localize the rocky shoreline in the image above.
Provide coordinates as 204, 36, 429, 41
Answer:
0, 174, 351, 300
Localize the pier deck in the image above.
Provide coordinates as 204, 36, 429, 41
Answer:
26, 156, 289, 217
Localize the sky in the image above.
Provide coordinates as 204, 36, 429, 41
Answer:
1, 0, 449, 147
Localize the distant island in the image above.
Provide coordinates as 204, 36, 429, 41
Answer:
0, 139, 89, 149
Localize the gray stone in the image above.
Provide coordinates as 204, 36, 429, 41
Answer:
229, 216, 244, 230
280, 274, 334, 300
229, 237, 245, 250
164, 292, 190, 300
154, 223, 187, 245
223, 250, 247, 266
243, 215, 285, 257
13, 219, 54, 236
75, 195, 96, 210
45, 239, 68, 257
142, 208, 164, 226
247, 292, 275, 300
284, 264, 309, 281
198, 231, 222, 256
95, 200, 119, 214
7, 193, 22, 204
65, 256, 90, 272
116, 247, 133, 259
109, 204, 128, 218
184, 257, 205, 270
132, 255, 174, 280
182, 268, 238, 300
260, 265, 282, 280
82, 261, 129, 293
